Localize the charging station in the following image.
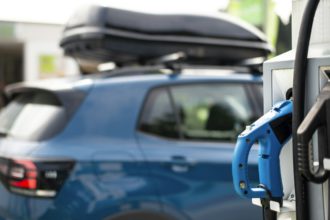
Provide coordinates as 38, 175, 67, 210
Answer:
232, 0, 330, 219
263, 0, 330, 219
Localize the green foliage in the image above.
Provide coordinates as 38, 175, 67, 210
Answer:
228, 0, 264, 27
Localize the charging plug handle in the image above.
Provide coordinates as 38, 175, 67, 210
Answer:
232, 100, 292, 200
297, 83, 330, 183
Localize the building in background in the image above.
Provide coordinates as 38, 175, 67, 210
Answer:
0, 21, 78, 108
0, 21, 78, 82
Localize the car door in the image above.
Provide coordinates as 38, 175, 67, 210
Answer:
137, 82, 262, 220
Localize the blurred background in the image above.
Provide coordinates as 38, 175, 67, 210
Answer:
0, 0, 291, 99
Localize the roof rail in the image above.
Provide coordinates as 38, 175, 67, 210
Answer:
92, 65, 176, 79
94, 52, 264, 77
89, 64, 262, 81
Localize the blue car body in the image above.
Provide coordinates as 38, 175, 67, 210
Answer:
0, 71, 262, 220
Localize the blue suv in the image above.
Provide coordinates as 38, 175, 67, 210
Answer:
0, 5, 270, 220
0, 68, 262, 220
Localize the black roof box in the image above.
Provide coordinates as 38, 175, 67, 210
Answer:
60, 5, 272, 67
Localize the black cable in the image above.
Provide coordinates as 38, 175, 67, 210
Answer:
263, 207, 277, 220
261, 199, 277, 220
292, 0, 320, 220
328, 180, 330, 220
258, 185, 278, 220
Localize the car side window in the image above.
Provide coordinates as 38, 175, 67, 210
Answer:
170, 83, 254, 142
139, 87, 179, 139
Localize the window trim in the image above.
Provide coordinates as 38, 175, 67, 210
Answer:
136, 81, 261, 143
167, 87, 185, 140
252, 83, 264, 114
137, 86, 181, 140
245, 83, 263, 117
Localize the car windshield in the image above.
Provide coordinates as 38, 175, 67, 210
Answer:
0, 92, 66, 141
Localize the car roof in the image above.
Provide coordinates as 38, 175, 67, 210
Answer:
5, 67, 261, 97
91, 68, 262, 88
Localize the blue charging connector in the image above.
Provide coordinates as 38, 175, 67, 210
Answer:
232, 100, 292, 200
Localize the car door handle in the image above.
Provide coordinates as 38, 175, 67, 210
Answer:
170, 156, 191, 173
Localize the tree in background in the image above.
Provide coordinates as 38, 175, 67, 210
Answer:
226, 0, 291, 55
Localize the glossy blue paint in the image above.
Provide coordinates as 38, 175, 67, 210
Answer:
232, 100, 292, 199
0, 72, 262, 220
137, 133, 261, 220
